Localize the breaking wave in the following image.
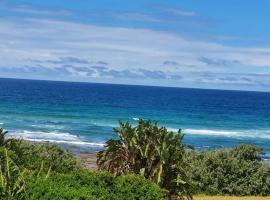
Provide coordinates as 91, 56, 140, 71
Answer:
183, 128, 270, 139
8, 130, 105, 147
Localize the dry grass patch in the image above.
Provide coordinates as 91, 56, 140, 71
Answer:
194, 195, 270, 200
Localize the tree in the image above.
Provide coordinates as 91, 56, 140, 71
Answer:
97, 119, 192, 200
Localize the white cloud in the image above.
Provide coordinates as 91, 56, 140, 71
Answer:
162, 8, 197, 17
13, 5, 72, 16
113, 12, 161, 23
0, 16, 270, 91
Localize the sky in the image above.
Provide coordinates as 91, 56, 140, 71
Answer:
1, 0, 270, 91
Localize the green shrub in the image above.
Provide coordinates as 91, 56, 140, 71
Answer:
97, 119, 192, 199
24, 170, 168, 200
185, 144, 270, 196
0, 148, 27, 200
2, 125, 270, 199
11, 141, 79, 173
0, 129, 79, 173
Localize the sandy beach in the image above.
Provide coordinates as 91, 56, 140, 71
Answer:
78, 152, 98, 170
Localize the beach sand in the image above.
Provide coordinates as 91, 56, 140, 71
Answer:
78, 152, 97, 170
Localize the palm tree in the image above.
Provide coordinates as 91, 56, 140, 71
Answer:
97, 119, 192, 200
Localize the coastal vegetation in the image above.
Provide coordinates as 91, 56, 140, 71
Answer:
0, 121, 270, 199
98, 120, 270, 199
194, 196, 270, 200
0, 128, 166, 200
97, 120, 192, 199
186, 144, 270, 196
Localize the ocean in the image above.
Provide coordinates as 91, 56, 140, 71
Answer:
0, 78, 270, 157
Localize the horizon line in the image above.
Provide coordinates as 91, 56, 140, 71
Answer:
1, 76, 269, 94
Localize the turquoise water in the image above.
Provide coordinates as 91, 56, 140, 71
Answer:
0, 78, 270, 156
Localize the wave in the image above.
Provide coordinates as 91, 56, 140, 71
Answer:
166, 127, 270, 139
30, 124, 65, 129
10, 130, 78, 140
25, 138, 105, 147
88, 121, 270, 140
6, 126, 270, 150
167, 128, 181, 132
183, 128, 270, 139
8, 130, 105, 147
90, 121, 118, 128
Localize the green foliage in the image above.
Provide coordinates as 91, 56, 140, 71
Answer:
0, 127, 79, 199
0, 127, 168, 200
11, 141, 78, 173
0, 129, 11, 147
0, 148, 26, 200
1, 124, 270, 199
185, 144, 270, 196
97, 119, 192, 199
0, 128, 78, 173
24, 170, 169, 200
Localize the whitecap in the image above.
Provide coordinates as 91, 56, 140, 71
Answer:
164, 126, 270, 140
30, 124, 65, 129
7, 130, 105, 147
25, 138, 105, 147
182, 128, 270, 139
167, 127, 181, 132
91, 121, 117, 128
9, 130, 78, 141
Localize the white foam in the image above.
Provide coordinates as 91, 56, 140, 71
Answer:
8, 130, 105, 147
165, 127, 270, 139
10, 130, 78, 141
183, 128, 270, 139
0, 122, 4, 125
185, 129, 241, 136
91, 121, 117, 128
167, 128, 181, 132
132, 117, 140, 121
25, 138, 105, 147
30, 124, 65, 129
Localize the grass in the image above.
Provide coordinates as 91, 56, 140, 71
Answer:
194, 196, 270, 200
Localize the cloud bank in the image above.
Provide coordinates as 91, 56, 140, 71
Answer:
0, 3, 270, 91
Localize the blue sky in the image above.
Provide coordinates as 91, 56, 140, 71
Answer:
1, 0, 270, 91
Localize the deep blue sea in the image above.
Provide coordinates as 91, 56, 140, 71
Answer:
0, 78, 270, 157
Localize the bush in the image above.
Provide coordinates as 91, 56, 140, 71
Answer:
11, 141, 79, 173
97, 119, 192, 199
24, 170, 169, 200
185, 144, 270, 196
0, 148, 27, 200
2, 125, 270, 199
0, 128, 79, 173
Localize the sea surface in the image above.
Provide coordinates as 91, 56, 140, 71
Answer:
0, 78, 270, 157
